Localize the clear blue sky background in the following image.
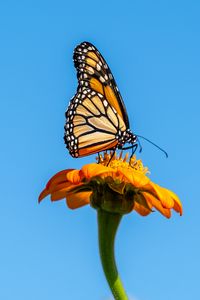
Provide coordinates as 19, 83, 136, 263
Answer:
1, 1, 199, 299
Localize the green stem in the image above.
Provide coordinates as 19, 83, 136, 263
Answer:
97, 209, 128, 300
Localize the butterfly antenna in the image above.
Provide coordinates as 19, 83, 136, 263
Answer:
136, 134, 168, 158
137, 138, 142, 153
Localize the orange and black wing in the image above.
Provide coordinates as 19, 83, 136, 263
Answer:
73, 41, 129, 128
64, 88, 127, 157
64, 41, 129, 157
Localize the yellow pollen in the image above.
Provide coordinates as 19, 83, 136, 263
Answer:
96, 151, 149, 175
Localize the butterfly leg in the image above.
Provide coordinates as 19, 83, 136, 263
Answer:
97, 152, 101, 164
130, 144, 138, 159
121, 142, 142, 155
106, 148, 116, 166
120, 143, 139, 160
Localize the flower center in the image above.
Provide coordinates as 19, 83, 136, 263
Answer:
96, 151, 149, 175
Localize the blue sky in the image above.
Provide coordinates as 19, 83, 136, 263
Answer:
1, 1, 200, 299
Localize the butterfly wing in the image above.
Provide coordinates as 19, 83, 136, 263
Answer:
64, 41, 129, 157
64, 88, 127, 157
73, 41, 129, 128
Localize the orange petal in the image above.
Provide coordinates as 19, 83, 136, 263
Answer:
66, 191, 92, 209
81, 163, 115, 179
143, 192, 171, 218
66, 169, 83, 184
118, 167, 150, 187
47, 182, 72, 193
50, 182, 82, 194
133, 201, 152, 216
38, 169, 74, 203
146, 182, 174, 209
39, 182, 72, 202
165, 189, 183, 215
38, 188, 50, 202
51, 184, 83, 201
46, 169, 74, 189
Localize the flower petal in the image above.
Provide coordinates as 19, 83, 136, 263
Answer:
51, 184, 83, 201
39, 169, 75, 202
66, 191, 92, 209
165, 189, 183, 215
38, 188, 50, 202
39, 182, 73, 203
46, 169, 74, 189
118, 167, 150, 187
133, 201, 152, 216
146, 182, 174, 209
81, 163, 115, 179
143, 192, 171, 218
66, 169, 83, 184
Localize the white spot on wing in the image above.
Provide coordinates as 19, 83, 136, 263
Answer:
103, 100, 108, 107
98, 93, 103, 98
88, 67, 94, 74
96, 64, 101, 71
100, 76, 105, 83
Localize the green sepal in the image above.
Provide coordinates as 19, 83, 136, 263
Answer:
106, 177, 126, 195
90, 181, 135, 215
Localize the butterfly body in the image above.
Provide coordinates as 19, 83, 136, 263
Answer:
64, 42, 137, 158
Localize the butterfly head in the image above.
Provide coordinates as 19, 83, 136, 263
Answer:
117, 129, 137, 148
125, 129, 137, 144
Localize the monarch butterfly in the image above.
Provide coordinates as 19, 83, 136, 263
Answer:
64, 41, 138, 158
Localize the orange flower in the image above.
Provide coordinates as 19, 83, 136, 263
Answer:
39, 152, 182, 218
